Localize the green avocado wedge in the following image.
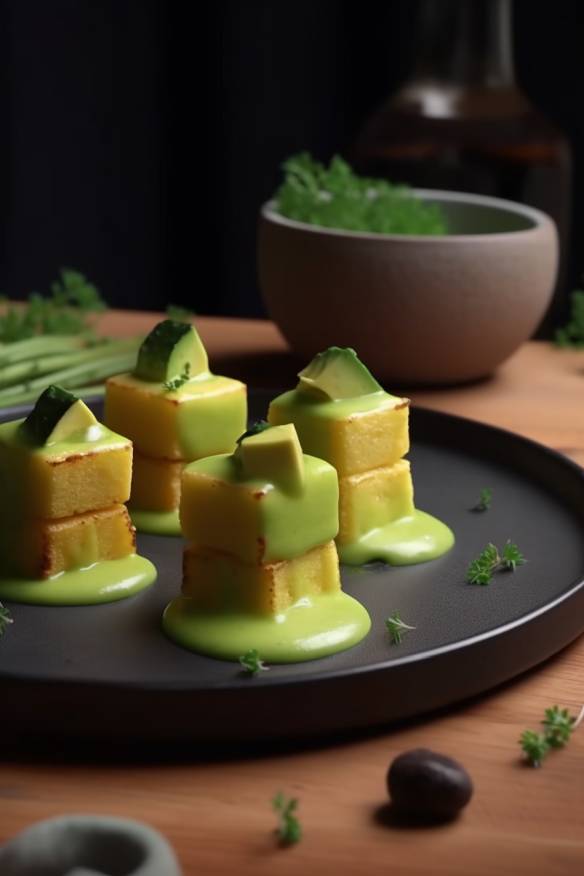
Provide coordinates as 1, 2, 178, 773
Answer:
134, 319, 209, 383
235, 423, 305, 494
297, 346, 382, 400
19, 385, 98, 446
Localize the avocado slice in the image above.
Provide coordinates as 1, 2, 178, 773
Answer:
237, 423, 305, 493
134, 319, 209, 383
297, 347, 382, 401
20, 385, 98, 446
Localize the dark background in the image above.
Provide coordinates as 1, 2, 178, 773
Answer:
1, 0, 583, 321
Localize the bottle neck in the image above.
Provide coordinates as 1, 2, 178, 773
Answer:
412, 0, 514, 88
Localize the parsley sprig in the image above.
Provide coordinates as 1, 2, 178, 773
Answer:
385, 612, 416, 645
163, 363, 191, 392
555, 290, 584, 348
0, 602, 13, 636
466, 541, 525, 585
520, 705, 584, 767
239, 649, 269, 676
275, 153, 447, 236
0, 268, 105, 343
272, 792, 302, 846
472, 488, 492, 512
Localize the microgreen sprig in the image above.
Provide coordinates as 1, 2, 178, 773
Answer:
0, 602, 13, 636
466, 541, 525, 585
162, 362, 191, 392
520, 704, 584, 767
385, 612, 416, 646
239, 649, 269, 676
472, 487, 492, 512
542, 706, 577, 748
272, 792, 302, 846
519, 730, 550, 768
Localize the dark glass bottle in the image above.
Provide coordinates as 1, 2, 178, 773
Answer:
351, 0, 571, 335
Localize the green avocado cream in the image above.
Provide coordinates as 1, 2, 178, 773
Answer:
129, 507, 182, 537
0, 555, 157, 606
338, 509, 454, 566
162, 591, 371, 663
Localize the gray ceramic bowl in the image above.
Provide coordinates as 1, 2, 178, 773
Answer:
258, 190, 558, 385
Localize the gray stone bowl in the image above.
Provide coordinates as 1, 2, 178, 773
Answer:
258, 190, 558, 385
0, 815, 182, 875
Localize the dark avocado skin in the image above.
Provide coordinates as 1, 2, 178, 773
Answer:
134, 319, 192, 382
20, 385, 77, 446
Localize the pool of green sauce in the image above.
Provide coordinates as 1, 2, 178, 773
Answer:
163, 591, 371, 663
0, 554, 157, 606
130, 507, 182, 537
338, 509, 454, 566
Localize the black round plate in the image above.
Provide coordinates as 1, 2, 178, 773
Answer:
1, 391, 584, 744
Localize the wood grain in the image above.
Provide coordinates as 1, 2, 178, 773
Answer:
1, 315, 584, 875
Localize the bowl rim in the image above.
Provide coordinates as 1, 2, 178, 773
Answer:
260, 188, 556, 242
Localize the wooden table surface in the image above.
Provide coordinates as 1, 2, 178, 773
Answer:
2, 313, 584, 875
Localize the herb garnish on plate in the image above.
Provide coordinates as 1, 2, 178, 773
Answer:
466, 541, 525, 585
472, 487, 492, 512
0, 603, 12, 636
385, 612, 416, 645
239, 649, 269, 676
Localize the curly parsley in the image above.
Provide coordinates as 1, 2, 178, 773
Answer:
275, 153, 447, 236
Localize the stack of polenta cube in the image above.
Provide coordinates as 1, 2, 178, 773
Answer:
163, 421, 371, 661
268, 347, 415, 563
105, 320, 247, 531
178, 423, 341, 617
0, 387, 135, 580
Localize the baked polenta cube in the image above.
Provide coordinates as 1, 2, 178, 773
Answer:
268, 347, 409, 476
3, 504, 135, 579
182, 539, 340, 616
269, 390, 409, 477
130, 453, 184, 511
105, 319, 247, 462
105, 372, 246, 461
0, 406, 132, 522
337, 460, 415, 545
180, 424, 339, 564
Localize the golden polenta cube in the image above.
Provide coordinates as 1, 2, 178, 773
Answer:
2, 504, 135, 579
0, 419, 132, 521
105, 372, 247, 461
268, 390, 409, 477
130, 452, 184, 511
180, 451, 339, 565
337, 460, 415, 545
182, 540, 340, 616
